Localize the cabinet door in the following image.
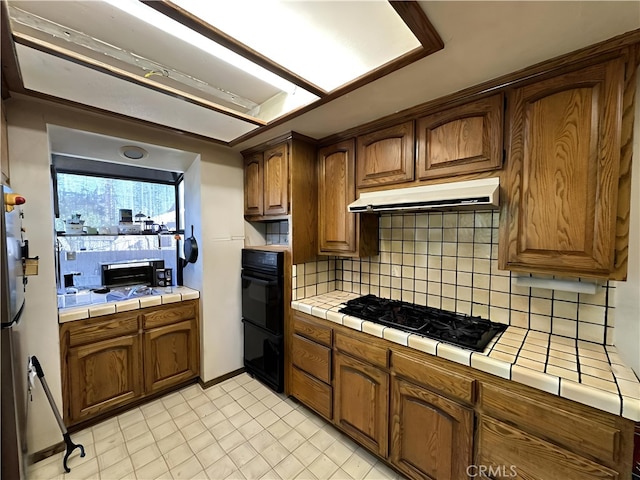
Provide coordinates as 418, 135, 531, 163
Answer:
263, 143, 289, 215
334, 351, 388, 457
318, 140, 357, 253
500, 59, 624, 278
356, 121, 415, 188
144, 319, 199, 394
68, 334, 142, 423
390, 377, 473, 480
318, 140, 357, 254
244, 153, 263, 216
417, 94, 503, 180
476, 416, 618, 480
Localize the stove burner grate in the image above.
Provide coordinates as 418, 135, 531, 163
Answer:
339, 294, 506, 351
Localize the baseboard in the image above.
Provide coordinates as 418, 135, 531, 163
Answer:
198, 368, 246, 389
29, 441, 65, 466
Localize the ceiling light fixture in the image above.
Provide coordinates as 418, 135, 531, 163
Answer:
103, 0, 298, 94
119, 146, 148, 160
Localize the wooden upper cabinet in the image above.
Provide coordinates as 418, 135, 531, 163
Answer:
356, 121, 415, 188
318, 140, 355, 254
417, 94, 503, 180
263, 143, 289, 215
243, 153, 263, 216
318, 140, 379, 257
499, 58, 625, 278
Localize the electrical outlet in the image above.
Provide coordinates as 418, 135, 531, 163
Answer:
66, 251, 76, 261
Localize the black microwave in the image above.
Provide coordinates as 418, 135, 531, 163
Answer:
100, 259, 164, 288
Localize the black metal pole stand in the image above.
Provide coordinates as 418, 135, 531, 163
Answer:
30, 356, 85, 473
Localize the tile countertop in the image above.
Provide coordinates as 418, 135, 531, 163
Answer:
292, 291, 640, 422
58, 286, 200, 323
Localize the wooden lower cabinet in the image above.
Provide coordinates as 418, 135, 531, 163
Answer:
61, 300, 199, 425
476, 416, 618, 480
290, 366, 333, 420
290, 315, 333, 420
144, 319, 199, 394
390, 377, 473, 480
334, 351, 389, 457
288, 311, 634, 480
68, 334, 142, 422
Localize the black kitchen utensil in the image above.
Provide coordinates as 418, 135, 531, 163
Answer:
183, 225, 198, 266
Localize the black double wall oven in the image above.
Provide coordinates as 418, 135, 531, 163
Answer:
241, 249, 284, 392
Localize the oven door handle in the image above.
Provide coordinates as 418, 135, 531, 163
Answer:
241, 275, 278, 286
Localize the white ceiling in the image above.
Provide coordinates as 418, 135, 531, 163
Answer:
16, 43, 259, 142
234, 0, 640, 150
7, 1, 640, 151
47, 125, 199, 173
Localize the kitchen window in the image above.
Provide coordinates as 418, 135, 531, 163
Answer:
52, 155, 184, 289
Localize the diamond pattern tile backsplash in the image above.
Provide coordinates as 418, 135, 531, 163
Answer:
293, 211, 616, 345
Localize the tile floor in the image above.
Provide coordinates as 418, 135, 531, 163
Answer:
28, 374, 402, 480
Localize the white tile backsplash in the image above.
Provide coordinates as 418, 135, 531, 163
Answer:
292, 212, 617, 345
321, 211, 616, 345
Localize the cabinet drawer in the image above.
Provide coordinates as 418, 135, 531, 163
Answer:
68, 314, 139, 347
143, 302, 197, 329
291, 334, 331, 384
335, 332, 388, 368
291, 367, 332, 420
477, 416, 618, 480
293, 313, 332, 347
391, 351, 475, 403
479, 382, 621, 466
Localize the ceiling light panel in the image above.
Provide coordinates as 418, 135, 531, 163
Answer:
9, 0, 319, 122
16, 44, 258, 142
172, 0, 421, 91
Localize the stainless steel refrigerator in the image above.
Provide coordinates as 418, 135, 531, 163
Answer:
1, 184, 27, 479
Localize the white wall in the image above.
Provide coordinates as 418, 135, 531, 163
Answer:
613, 72, 640, 375
6, 99, 62, 455
4, 95, 244, 454
188, 158, 245, 381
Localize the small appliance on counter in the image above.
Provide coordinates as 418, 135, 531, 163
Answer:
101, 259, 165, 288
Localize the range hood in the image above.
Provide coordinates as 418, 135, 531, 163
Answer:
348, 177, 499, 213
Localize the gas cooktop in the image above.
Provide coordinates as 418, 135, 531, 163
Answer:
338, 294, 506, 352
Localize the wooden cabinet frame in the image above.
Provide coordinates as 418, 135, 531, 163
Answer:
287, 311, 635, 480
60, 300, 199, 426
